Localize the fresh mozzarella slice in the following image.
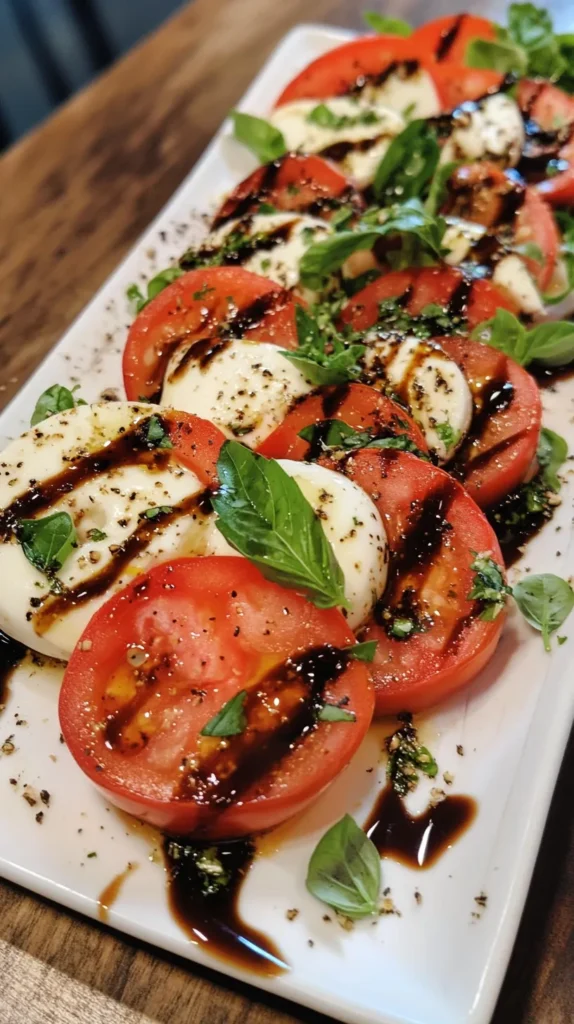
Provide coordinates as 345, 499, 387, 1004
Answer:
161, 339, 314, 449
541, 258, 574, 320
269, 98, 405, 188
442, 216, 487, 265
359, 66, 441, 119
440, 93, 525, 170
0, 403, 213, 660
362, 333, 473, 463
492, 254, 544, 315
193, 212, 331, 293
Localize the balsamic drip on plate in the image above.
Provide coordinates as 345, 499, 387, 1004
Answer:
0, 629, 26, 711
364, 786, 477, 868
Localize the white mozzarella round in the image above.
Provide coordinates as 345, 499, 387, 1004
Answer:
277, 460, 388, 628
161, 339, 314, 449
442, 216, 487, 265
440, 93, 525, 169
362, 333, 473, 463
199, 212, 331, 294
492, 254, 544, 315
0, 403, 213, 660
269, 98, 405, 188
358, 67, 441, 119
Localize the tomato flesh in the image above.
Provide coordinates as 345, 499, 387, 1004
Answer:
164, 410, 226, 487
256, 382, 428, 461
412, 14, 496, 64
342, 450, 505, 714
518, 80, 574, 205
59, 557, 374, 838
123, 268, 299, 401
212, 154, 362, 229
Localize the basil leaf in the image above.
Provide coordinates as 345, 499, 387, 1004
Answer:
472, 309, 574, 368
425, 161, 460, 217
344, 640, 378, 662
18, 512, 77, 575
282, 306, 365, 386
299, 199, 447, 289
513, 574, 574, 651
230, 110, 287, 163
306, 814, 381, 918
31, 384, 86, 427
146, 415, 174, 449
139, 505, 173, 520
306, 104, 380, 131
468, 553, 511, 622
127, 268, 184, 313
507, 3, 564, 78
318, 703, 356, 723
373, 120, 439, 203
212, 441, 348, 609
87, 527, 107, 542
363, 12, 411, 36
201, 690, 247, 737
466, 36, 528, 74
537, 427, 568, 491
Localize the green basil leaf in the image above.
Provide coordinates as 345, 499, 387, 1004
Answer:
344, 640, 378, 662
519, 321, 574, 368
31, 384, 86, 427
146, 415, 174, 449
127, 268, 184, 313
537, 427, 568, 491
424, 160, 460, 217
230, 110, 287, 163
363, 12, 412, 36
556, 33, 574, 94
318, 703, 356, 723
298, 419, 428, 459
139, 505, 173, 520
306, 813, 381, 918
200, 690, 247, 737
468, 553, 511, 622
466, 36, 528, 75
281, 305, 365, 385
18, 511, 77, 575
212, 441, 349, 609
373, 120, 440, 203
385, 715, 438, 796
513, 573, 574, 651
87, 527, 107, 542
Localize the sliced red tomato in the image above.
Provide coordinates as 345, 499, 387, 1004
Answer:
59, 557, 374, 838
340, 266, 517, 334
343, 449, 505, 714
163, 410, 226, 486
123, 268, 299, 402
515, 188, 559, 291
257, 382, 428, 461
431, 64, 503, 110
437, 336, 542, 508
275, 35, 447, 108
411, 14, 496, 64
518, 79, 574, 205
212, 154, 363, 229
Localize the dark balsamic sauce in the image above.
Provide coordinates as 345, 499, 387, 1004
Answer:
181, 222, 296, 272
98, 863, 137, 922
212, 160, 284, 228
435, 14, 464, 61
364, 786, 477, 868
450, 378, 515, 482
163, 837, 287, 975
487, 484, 550, 566
532, 363, 574, 389
0, 630, 26, 711
321, 382, 351, 418
168, 336, 232, 382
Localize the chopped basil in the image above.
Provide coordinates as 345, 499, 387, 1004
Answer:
166, 841, 231, 895
257, 202, 278, 214
549, 209, 574, 301
373, 120, 439, 203
146, 415, 173, 449
318, 703, 356, 723
424, 160, 460, 217
377, 297, 464, 338
385, 714, 438, 797
363, 11, 412, 36
537, 427, 568, 491
126, 267, 184, 313
18, 512, 77, 575
87, 527, 107, 542
344, 640, 378, 662
472, 308, 574, 368
435, 422, 460, 450
299, 200, 447, 289
306, 813, 381, 918
281, 306, 365, 386
330, 205, 355, 232
513, 574, 574, 651
466, 36, 528, 75
468, 553, 511, 622
230, 110, 287, 163
212, 441, 348, 610
31, 384, 86, 427
307, 103, 379, 130
298, 420, 427, 460
200, 690, 247, 737
389, 617, 416, 639
139, 505, 173, 520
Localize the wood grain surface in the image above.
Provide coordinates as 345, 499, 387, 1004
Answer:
0, 1, 573, 1022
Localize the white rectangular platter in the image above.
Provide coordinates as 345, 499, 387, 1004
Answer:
1, 23, 573, 1024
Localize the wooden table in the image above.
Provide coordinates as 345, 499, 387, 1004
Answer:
0, 0, 573, 1021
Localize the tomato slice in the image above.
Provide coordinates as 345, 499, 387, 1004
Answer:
164, 410, 226, 486
343, 449, 505, 714
123, 268, 299, 401
518, 79, 574, 205
437, 336, 542, 508
431, 64, 503, 110
340, 266, 517, 334
212, 154, 363, 229
256, 382, 428, 461
59, 557, 374, 838
411, 14, 496, 64
275, 36, 447, 108
515, 187, 559, 291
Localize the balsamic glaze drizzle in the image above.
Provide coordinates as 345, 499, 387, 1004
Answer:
0, 630, 26, 710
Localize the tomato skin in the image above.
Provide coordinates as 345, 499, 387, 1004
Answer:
515, 188, 559, 291
518, 80, 574, 205
256, 382, 428, 460
164, 410, 226, 487
340, 266, 517, 334
431, 64, 503, 110
412, 14, 496, 64
123, 268, 299, 401
59, 557, 374, 838
212, 154, 363, 228
437, 336, 542, 508
343, 450, 505, 714
275, 36, 448, 108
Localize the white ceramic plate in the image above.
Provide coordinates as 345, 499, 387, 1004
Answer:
1, 24, 573, 1024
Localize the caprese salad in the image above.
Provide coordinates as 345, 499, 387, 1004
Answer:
3, 4, 574, 932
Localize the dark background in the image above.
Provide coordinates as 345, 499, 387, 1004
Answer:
0, 0, 184, 148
